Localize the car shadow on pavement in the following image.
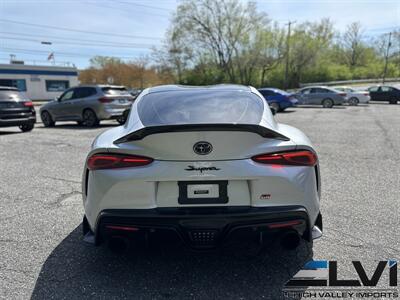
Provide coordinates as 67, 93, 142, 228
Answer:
277, 110, 296, 114
31, 225, 311, 299
0, 130, 22, 135
294, 105, 346, 109
39, 123, 118, 130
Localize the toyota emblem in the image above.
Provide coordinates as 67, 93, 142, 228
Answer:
193, 141, 213, 155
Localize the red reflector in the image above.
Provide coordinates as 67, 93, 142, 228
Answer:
268, 220, 302, 229
87, 153, 153, 170
23, 101, 33, 107
106, 225, 139, 232
98, 97, 113, 103
252, 150, 317, 166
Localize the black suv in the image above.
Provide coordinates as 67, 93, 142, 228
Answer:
0, 87, 36, 132
368, 86, 400, 104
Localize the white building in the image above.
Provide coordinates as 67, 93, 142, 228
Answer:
0, 63, 79, 101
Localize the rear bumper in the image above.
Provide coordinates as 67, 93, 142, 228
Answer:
0, 115, 36, 127
99, 107, 130, 119
89, 206, 321, 249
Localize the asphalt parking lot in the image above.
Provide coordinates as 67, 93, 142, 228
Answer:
0, 103, 399, 299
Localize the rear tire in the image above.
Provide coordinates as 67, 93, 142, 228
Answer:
116, 116, 126, 125
270, 102, 280, 114
322, 98, 334, 108
41, 111, 55, 127
19, 123, 34, 132
348, 97, 359, 106
82, 109, 99, 127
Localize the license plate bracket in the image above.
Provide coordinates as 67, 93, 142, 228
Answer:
178, 181, 229, 204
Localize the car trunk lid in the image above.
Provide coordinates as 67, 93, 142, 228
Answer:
111, 129, 295, 161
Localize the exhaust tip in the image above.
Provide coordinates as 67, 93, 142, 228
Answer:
280, 231, 301, 250
108, 236, 129, 254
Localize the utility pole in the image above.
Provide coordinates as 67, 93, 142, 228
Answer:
382, 32, 392, 84
284, 21, 296, 89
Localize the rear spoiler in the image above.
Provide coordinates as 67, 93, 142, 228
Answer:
113, 124, 290, 144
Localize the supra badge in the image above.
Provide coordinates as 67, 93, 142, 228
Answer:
193, 141, 213, 155
185, 165, 220, 173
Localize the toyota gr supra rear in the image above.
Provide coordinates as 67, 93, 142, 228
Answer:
82, 84, 322, 251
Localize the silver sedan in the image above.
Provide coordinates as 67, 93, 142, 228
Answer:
295, 86, 346, 108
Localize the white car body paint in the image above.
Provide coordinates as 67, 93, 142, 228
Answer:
82, 85, 322, 245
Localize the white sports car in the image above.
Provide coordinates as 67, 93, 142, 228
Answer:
82, 85, 322, 251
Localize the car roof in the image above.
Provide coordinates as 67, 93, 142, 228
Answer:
301, 85, 331, 89
77, 84, 126, 88
370, 85, 398, 88
0, 86, 19, 91
147, 84, 251, 94
258, 87, 279, 92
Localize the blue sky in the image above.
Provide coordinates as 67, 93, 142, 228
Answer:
0, 0, 399, 69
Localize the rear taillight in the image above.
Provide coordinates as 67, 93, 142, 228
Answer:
106, 225, 139, 232
23, 101, 33, 107
268, 220, 303, 229
87, 153, 153, 170
98, 97, 113, 103
252, 150, 317, 166
338, 93, 347, 97
364, 92, 369, 96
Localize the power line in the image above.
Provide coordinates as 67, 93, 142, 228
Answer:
366, 25, 400, 32
0, 19, 162, 40
111, 0, 172, 12
0, 47, 143, 59
0, 31, 158, 47
83, 1, 170, 18
0, 35, 155, 49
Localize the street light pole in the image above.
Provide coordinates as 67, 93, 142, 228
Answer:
382, 32, 392, 84
284, 21, 296, 89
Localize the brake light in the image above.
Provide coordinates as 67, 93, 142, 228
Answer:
23, 101, 33, 107
268, 220, 303, 229
98, 97, 113, 103
87, 153, 153, 170
338, 93, 347, 97
364, 92, 369, 96
252, 150, 317, 166
106, 225, 139, 232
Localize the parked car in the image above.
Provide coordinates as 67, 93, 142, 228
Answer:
368, 86, 400, 104
128, 88, 143, 99
40, 85, 134, 127
334, 86, 370, 105
258, 88, 298, 113
0, 86, 36, 132
82, 84, 323, 252
295, 86, 346, 108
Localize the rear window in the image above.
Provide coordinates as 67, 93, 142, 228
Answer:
259, 90, 274, 96
0, 90, 28, 101
272, 88, 290, 95
369, 86, 379, 92
312, 88, 330, 93
138, 90, 264, 126
101, 87, 129, 95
